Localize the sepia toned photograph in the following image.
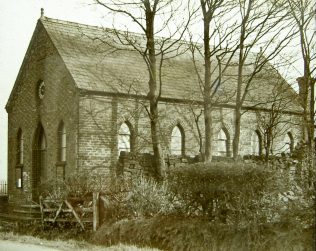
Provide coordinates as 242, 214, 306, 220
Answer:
0, 0, 315, 250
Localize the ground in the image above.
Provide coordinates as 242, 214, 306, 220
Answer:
0, 227, 160, 251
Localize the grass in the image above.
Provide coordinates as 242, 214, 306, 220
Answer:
0, 221, 161, 251
92, 216, 315, 251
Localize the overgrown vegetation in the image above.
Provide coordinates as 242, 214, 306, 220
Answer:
22, 154, 315, 250
92, 154, 315, 250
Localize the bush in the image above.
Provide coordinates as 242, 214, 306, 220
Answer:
166, 162, 286, 224
39, 171, 110, 201
100, 175, 174, 222
126, 175, 174, 218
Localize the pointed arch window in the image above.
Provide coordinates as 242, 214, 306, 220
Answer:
16, 129, 23, 188
217, 128, 229, 157
286, 132, 294, 153
118, 122, 131, 154
58, 122, 66, 162
40, 131, 47, 164
171, 125, 184, 156
17, 129, 24, 165
251, 130, 262, 155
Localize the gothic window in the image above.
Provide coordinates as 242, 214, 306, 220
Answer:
17, 129, 24, 165
57, 122, 67, 162
171, 125, 184, 156
251, 130, 262, 155
286, 132, 294, 153
217, 128, 229, 157
118, 122, 131, 154
40, 130, 47, 166
16, 129, 23, 188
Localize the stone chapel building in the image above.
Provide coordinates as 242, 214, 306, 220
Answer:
6, 15, 303, 209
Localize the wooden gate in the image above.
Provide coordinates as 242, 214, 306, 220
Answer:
39, 192, 100, 231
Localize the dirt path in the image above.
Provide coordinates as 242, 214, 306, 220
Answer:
0, 240, 63, 251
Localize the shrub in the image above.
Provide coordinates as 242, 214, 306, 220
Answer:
166, 162, 285, 224
39, 171, 110, 201
100, 175, 174, 222
126, 175, 174, 218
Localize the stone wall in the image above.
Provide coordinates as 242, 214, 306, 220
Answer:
6, 21, 79, 205
77, 94, 303, 177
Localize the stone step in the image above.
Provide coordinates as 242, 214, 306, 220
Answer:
0, 212, 41, 221
20, 204, 40, 209
13, 209, 41, 215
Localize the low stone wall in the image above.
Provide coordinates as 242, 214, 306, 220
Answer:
117, 152, 196, 178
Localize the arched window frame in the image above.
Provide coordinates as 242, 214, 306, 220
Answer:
216, 128, 230, 157
287, 132, 294, 153
118, 121, 133, 155
57, 121, 67, 163
16, 129, 23, 188
251, 130, 262, 156
17, 129, 24, 165
170, 124, 185, 156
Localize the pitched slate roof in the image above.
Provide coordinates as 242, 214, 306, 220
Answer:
7, 16, 302, 113
41, 17, 201, 100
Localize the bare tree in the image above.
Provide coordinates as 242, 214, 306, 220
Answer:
189, 0, 240, 162
93, 0, 195, 176
231, 0, 296, 160
255, 79, 295, 162
285, 0, 316, 152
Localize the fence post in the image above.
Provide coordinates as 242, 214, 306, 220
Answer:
93, 192, 100, 231
0, 180, 8, 195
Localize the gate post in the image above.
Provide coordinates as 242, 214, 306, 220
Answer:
93, 192, 100, 231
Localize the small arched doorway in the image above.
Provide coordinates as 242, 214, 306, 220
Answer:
32, 123, 47, 199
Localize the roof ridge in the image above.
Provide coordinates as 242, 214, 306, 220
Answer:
41, 16, 105, 31
40, 16, 195, 46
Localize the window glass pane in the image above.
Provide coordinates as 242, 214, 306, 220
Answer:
118, 123, 131, 153
171, 126, 182, 155
217, 129, 227, 156
251, 132, 260, 155
40, 133, 46, 150
18, 131, 24, 165
62, 129, 66, 148
283, 133, 293, 153
58, 123, 67, 161
61, 147, 66, 161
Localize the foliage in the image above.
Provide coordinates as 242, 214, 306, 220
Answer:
100, 175, 174, 222
126, 175, 173, 218
93, 216, 314, 251
39, 171, 110, 201
166, 162, 281, 224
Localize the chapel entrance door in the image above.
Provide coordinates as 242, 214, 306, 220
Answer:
32, 123, 47, 200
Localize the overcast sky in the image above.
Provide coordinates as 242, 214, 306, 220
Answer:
0, 0, 106, 180
0, 0, 307, 180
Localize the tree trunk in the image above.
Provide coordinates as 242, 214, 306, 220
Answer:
146, 9, 165, 177
204, 103, 213, 162
233, 105, 241, 160
233, 0, 252, 160
310, 78, 315, 154
203, 18, 213, 163
150, 100, 165, 177
265, 134, 271, 163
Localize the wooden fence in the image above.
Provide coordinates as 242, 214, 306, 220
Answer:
40, 192, 100, 231
0, 180, 7, 195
